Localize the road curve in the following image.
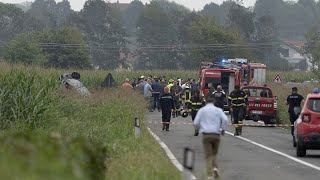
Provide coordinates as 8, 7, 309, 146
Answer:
148, 111, 320, 180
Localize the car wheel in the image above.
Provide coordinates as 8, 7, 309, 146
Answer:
296, 144, 306, 157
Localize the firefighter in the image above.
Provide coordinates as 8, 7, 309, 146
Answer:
166, 79, 174, 91
190, 89, 205, 136
170, 81, 182, 118
160, 87, 175, 131
211, 85, 226, 110
183, 82, 193, 114
228, 85, 248, 136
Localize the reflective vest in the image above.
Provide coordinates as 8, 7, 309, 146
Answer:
184, 89, 192, 103
191, 97, 204, 111
166, 83, 174, 92
228, 90, 247, 107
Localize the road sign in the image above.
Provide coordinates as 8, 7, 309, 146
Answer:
274, 74, 282, 83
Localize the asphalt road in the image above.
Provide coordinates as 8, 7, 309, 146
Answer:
148, 111, 320, 180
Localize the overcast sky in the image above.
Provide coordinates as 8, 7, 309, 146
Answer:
0, 0, 257, 11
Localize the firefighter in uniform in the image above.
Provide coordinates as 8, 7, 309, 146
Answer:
190, 89, 205, 136
183, 83, 193, 114
211, 85, 226, 110
171, 80, 182, 118
228, 85, 248, 136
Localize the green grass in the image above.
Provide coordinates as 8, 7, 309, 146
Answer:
0, 63, 180, 180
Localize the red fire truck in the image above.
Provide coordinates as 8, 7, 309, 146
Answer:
199, 62, 239, 110
228, 58, 267, 86
199, 59, 267, 110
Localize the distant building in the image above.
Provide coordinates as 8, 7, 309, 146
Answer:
279, 40, 313, 71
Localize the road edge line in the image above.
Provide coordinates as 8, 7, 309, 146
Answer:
147, 127, 197, 179
225, 131, 320, 171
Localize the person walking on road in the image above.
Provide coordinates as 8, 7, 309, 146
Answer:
191, 89, 205, 136
287, 87, 304, 143
193, 98, 228, 180
228, 85, 248, 136
211, 85, 226, 110
160, 87, 175, 131
144, 79, 154, 112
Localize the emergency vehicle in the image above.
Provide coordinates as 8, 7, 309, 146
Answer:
241, 86, 278, 124
228, 58, 267, 86
199, 59, 268, 110
199, 62, 239, 110
294, 92, 320, 157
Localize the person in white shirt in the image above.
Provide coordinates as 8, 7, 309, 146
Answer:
193, 98, 228, 180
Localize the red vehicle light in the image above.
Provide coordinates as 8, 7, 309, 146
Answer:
302, 114, 311, 123
303, 136, 311, 142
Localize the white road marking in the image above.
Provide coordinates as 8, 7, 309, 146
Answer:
147, 127, 197, 179
225, 131, 320, 172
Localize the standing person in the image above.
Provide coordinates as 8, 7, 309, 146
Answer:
152, 77, 161, 111
137, 76, 146, 94
144, 79, 154, 112
121, 78, 133, 91
183, 82, 192, 114
131, 78, 138, 90
193, 98, 228, 179
171, 81, 183, 117
228, 85, 248, 136
191, 89, 205, 136
287, 87, 304, 143
211, 85, 226, 110
160, 87, 175, 131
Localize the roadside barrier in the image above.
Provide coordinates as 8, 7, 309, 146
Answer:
135, 118, 141, 138
148, 121, 294, 127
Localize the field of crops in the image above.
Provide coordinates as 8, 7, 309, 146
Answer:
0, 62, 180, 180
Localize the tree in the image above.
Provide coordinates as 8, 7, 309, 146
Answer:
187, 16, 250, 64
135, 1, 180, 69
27, 0, 58, 28
37, 27, 91, 69
305, 26, 320, 70
0, 3, 25, 42
4, 33, 46, 65
80, 0, 126, 69
56, 0, 72, 27
227, 3, 255, 40
123, 0, 144, 34
254, 15, 289, 70
201, 2, 225, 25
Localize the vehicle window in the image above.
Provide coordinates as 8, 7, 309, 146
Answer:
242, 88, 272, 98
205, 78, 220, 89
308, 98, 320, 112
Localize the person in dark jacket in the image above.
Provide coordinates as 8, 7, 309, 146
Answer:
160, 87, 175, 131
152, 78, 161, 111
212, 85, 226, 110
190, 89, 205, 136
228, 85, 248, 136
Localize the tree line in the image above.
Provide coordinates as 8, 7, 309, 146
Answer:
1, 0, 320, 70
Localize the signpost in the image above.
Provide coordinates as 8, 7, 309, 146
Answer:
274, 74, 282, 83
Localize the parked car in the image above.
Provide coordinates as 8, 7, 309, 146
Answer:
294, 93, 320, 157
241, 86, 278, 124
